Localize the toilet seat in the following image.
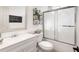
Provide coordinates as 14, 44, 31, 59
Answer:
38, 41, 54, 51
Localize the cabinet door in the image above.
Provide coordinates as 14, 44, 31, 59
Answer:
23, 41, 37, 52
58, 7, 76, 44
44, 12, 55, 39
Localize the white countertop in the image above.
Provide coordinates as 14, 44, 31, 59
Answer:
0, 33, 41, 50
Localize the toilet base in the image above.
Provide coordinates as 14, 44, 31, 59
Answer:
37, 46, 54, 52
37, 41, 54, 52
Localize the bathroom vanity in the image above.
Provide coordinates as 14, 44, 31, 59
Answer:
0, 33, 42, 52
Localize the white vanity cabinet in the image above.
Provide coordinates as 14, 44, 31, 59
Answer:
0, 34, 42, 52
10, 37, 37, 52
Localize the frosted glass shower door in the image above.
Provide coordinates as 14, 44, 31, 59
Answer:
57, 7, 76, 44
44, 12, 55, 39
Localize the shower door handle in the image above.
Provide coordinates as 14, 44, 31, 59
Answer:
62, 25, 75, 27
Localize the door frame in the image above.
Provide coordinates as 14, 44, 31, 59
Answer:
43, 6, 77, 46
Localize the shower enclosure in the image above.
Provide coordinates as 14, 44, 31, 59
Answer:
43, 6, 77, 46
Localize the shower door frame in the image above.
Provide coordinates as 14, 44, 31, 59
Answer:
43, 6, 77, 46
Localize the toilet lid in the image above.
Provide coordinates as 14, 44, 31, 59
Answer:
38, 41, 54, 50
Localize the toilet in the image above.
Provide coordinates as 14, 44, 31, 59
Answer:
38, 41, 54, 52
